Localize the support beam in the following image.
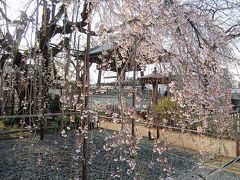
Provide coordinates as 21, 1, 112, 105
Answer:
152, 82, 158, 106
97, 69, 102, 86
82, 17, 91, 180
140, 71, 145, 92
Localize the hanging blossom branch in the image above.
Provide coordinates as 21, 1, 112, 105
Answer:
92, 0, 238, 161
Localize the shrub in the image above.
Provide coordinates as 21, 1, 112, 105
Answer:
63, 116, 70, 125
74, 115, 80, 122
2, 118, 14, 127
47, 117, 61, 126
155, 97, 180, 126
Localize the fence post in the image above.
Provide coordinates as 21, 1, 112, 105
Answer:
157, 125, 160, 140
234, 113, 240, 156
237, 114, 240, 156
40, 115, 44, 140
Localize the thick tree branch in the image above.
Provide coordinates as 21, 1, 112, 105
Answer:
228, 33, 240, 39
51, 3, 65, 24
53, 20, 96, 36
187, 19, 215, 49
0, 7, 11, 22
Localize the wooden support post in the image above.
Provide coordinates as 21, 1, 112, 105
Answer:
236, 140, 240, 156
0, 70, 4, 116
152, 82, 158, 106
148, 129, 153, 140
82, 137, 87, 180
235, 115, 240, 156
132, 118, 135, 136
32, 0, 39, 116
38, 0, 47, 141
132, 55, 136, 137
40, 115, 44, 140
97, 69, 101, 87
157, 125, 160, 140
82, 14, 91, 180
140, 71, 145, 92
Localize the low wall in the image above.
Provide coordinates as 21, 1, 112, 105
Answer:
100, 121, 238, 157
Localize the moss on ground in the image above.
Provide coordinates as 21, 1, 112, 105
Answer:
0, 132, 33, 140
0, 120, 33, 140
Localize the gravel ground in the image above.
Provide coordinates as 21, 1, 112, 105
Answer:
0, 130, 239, 180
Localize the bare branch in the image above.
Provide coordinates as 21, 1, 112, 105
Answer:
0, 7, 11, 22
